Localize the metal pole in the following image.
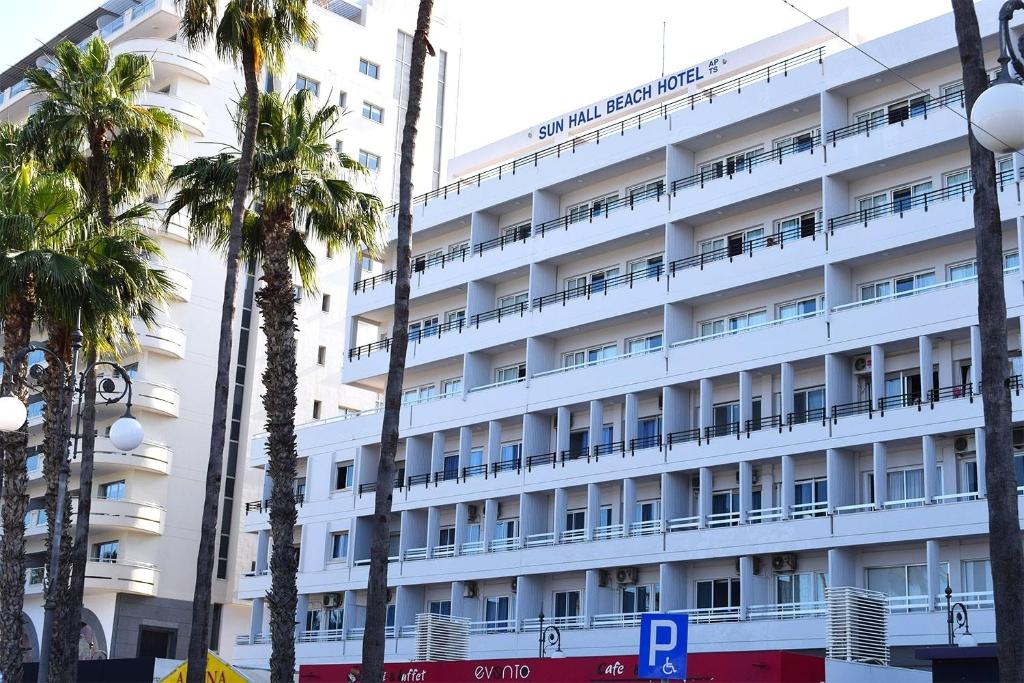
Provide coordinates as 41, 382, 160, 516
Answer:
537, 612, 544, 658
38, 322, 83, 683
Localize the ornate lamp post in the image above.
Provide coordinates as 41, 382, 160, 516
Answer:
945, 582, 978, 648
537, 611, 564, 658
969, 1, 1024, 153
0, 325, 143, 683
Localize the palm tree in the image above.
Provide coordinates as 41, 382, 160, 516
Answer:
362, 1, 434, 680
950, 2, 1024, 678
0, 145, 87, 683
173, 3, 315, 675
167, 88, 381, 681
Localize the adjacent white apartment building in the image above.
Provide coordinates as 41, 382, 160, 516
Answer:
234, 0, 1024, 669
3, 0, 460, 663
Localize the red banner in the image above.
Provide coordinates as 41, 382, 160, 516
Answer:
299, 651, 825, 683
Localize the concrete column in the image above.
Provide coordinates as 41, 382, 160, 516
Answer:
486, 420, 502, 467
738, 461, 753, 523
458, 426, 472, 472
826, 448, 856, 513
970, 325, 982, 389
425, 507, 440, 558
825, 353, 852, 409
483, 498, 498, 548
556, 406, 571, 457
698, 467, 712, 528
430, 431, 445, 475
624, 393, 639, 445
589, 400, 604, 451
522, 412, 549, 459
781, 455, 795, 519
976, 427, 988, 497
922, 435, 938, 503
296, 594, 309, 636
342, 590, 360, 635
780, 362, 795, 420
450, 581, 466, 619
828, 547, 857, 588
515, 574, 543, 627
870, 344, 885, 406
926, 540, 942, 610
662, 385, 687, 434
584, 569, 600, 627
255, 529, 270, 572
249, 597, 265, 638
738, 556, 753, 620
739, 371, 753, 426
623, 478, 637, 532
454, 502, 467, 554
660, 562, 687, 612
661, 472, 682, 526
586, 483, 600, 541
553, 488, 568, 540
698, 379, 713, 431
873, 442, 887, 508
919, 335, 934, 400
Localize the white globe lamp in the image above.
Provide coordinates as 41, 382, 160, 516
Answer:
109, 413, 144, 451
0, 396, 28, 432
970, 80, 1024, 153
956, 631, 979, 648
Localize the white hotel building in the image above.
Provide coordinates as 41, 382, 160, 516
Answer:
235, 0, 1024, 670
2, 0, 459, 664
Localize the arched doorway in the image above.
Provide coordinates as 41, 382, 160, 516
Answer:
77, 608, 107, 660
19, 613, 38, 663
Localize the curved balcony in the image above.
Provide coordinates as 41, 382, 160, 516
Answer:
136, 322, 186, 358
83, 558, 159, 596
90, 437, 172, 476
130, 378, 181, 417
113, 38, 213, 84
140, 91, 208, 136
150, 262, 192, 301
143, 214, 190, 244
87, 497, 165, 535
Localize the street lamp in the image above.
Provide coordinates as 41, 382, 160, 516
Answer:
536, 611, 564, 658
969, 1, 1024, 153
945, 582, 978, 648
0, 325, 142, 683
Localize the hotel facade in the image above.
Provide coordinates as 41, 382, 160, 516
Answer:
2, 0, 459, 663
235, 0, 1024, 669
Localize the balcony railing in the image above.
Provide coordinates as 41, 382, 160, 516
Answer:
525, 532, 555, 547
533, 265, 664, 311
672, 309, 823, 347
747, 601, 826, 620
671, 134, 821, 192
491, 457, 521, 474
532, 185, 667, 237
469, 619, 517, 634
834, 265, 1020, 314
829, 169, 1015, 230
670, 222, 821, 274
826, 90, 964, 144
475, 222, 532, 256
533, 346, 663, 379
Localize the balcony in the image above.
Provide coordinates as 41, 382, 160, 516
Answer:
150, 261, 192, 301
90, 437, 172, 475
87, 497, 165, 535
671, 134, 821, 194
128, 377, 181, 417
82, 558, 159, 596
135, 321, 186, 358
826, 90, 964, 145
113, 38, 213, 84
140, 91, 208, 136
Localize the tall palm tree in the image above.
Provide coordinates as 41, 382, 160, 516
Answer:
950, 2, 1024, 678
173, 3, 315, 675
362, 2, 434, 680
167, 88, 381, 682
0, 147, 87, 683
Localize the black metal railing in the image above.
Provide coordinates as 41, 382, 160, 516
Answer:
407, 473, 430, 487
560, 448, 590, 463
831, 400, 873, 421
705, 422, 740, 439
666, 428, 702, 447
533, 265, 664, 311
745, 414, 783, 433
357, 477, 403, 495
433, 470, 460, 484
532, 186, 667, 238
413, 246, 469, 273
491, 457, 521, 474
877, 393, 923, 411
382, 46, 825, 217
829, 169, 1015, 230
348, 337, 390, 361
526, 452, 557, 470
244, 499, 267, 514
826, 90, 964, 144
630, 434, 662, 451
462, 463, 488, 479
594, 441, 625, 457
353, 269, 395, 293
671, 134, 821, 193
669, 222, 821, 274
787, 407, 827, 426
471, 301, 529, 326
474, 223, 532, 256
926, 383, 974, 402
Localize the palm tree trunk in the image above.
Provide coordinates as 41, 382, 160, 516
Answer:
361, 2, 433, 679
186, 45, 260, 683
0, 287, 36, 682
256, 211, 299, 683
60, 351, 97, 682
950, 2, 1024, 678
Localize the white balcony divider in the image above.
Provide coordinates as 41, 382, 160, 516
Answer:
881, 498, 927, 510
707, 511, 740, 527
942, 591, 994, 609
886, 594, 930, 613
670, 606, 741, 624
297, 629, 345, 643
835, 502, 875, 514
826, 587, 889, 665
432, 544, 456, 558
488, 537, 520, 553
933, 491, 980, 504
521, 615, 586, 631
414, 613, 470, 661
591, 612, 647, 628
403, 547, 428, 561
468, 376, 526, 393
460, 541, 485, 555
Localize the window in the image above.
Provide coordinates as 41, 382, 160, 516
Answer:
776, 572, 827, 604
699, 146, 764, 178
568, 429, 589, 456
712, 399, 762, 431
637, 416, 662, 440
338, 91, 347, 109
627, 254, 663, 279
362, 102, 384, 123
495, 518, 518, 540
635, 500, 660, 523
948, 251, 1020, 281
442, 453, 459, 480
499, 442, 521, 465
445, 309, 466, 328
402, 385, 436, 405
496, 291, 528, 314
441, 377, 462, 397
335, 140, 344, 154
622, 584, 660, 613
467, 449, 484, 470
501, 222, 531, 243
334, 463, 353, 491
859, 270, 936, 302
312, 400, 322, 420
330, 532, 349, 560
565, 509, 586, 532
294, 74, 320, 96
866, 563, 948, 609
776, 296, 822, 320
962, 559, 992, 594
775, 211, 820, 244
438, 526, 456, 547
699, 309, 768, 338
599, 505, 613, 527
854, 94, 930, 128
695, 578, 740, 609
98, 480, 125, 500
773, 128, 819, 152
317, 346, 327, 366
626, 178, 665, 202
699, 225, 765, 257
321, 294, 331, 312
944, 168, 971, 188
429, 600, 452, 616
564, 266, 620, 297
567, 193, 618, 223
562, 343, 616, 369
886, 467, 925, 506
448, 240, 470, 258
484, 596, 513, 627
791, 386, 826, 423
93, 540, 119, 562
358, 150, 381, 172
495, 363, 526, 385
553, 591, 581, 618
856, 181, 932, 215
626, 332, 663, 355
409, 316, 439, 342
794, 477, 828, 511
359, 58, 380, 79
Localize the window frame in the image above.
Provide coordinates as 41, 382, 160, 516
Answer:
358, 58, 380, 79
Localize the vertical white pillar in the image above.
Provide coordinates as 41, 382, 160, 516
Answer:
454, 502, 467, 554
589, 400, 605, 450
249, 597, 265, 639
450, 581, 466, 619
662, 385, 687, 434
556, 406, 571, 457
780, 362, 795, 421
828, 547, 856, 588
919, 335, 934, 400
870, 344, 885, 406
553, 488, 568, 540
584, 569, 600, 628
342, 590, 359, 635
970, 324, 982, 389
922, 435, 937, 503
425, 507, 439, 558
781, 455, 795, 519
458, 426, 472, 472
430, 431, 445, 476
976, 426, 988, 497
738, 461, 752, 523
586, 483, 600, 541
827, 448, 856, 513
738, 556, 753, 620
296, 594, 309, 636
483, 498, 498, 548
739, 371, 753, 426
624, 393, 639, 445
698, 467, 712, 528
623, 478, 637, 533
926, 540, 942, 610
699, 379, 713, 431
873, 442, 888, 508
486, 420, 502, 467
659, 562, 687, 612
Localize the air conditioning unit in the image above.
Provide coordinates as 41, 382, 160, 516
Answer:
466, 504, 479, 522
510, 577, 518, 593
772, 553, 798, 573
615, 567, 639, 585
853, 356, 872, 374
463, 581, 478, 598
323, 592, 342, 608
735, 557, 763, 575
954, 436, 970, 453
598, 569, 611, 587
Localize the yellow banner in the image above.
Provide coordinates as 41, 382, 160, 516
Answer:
159, 651, 248, 683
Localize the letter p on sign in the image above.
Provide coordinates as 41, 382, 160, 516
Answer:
638, 613, 688, 680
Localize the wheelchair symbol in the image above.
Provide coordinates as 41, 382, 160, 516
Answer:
662, 658, 678, 675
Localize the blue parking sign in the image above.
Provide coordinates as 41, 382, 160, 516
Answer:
638, 613, 688, 680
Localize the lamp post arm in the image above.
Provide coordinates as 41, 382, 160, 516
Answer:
997, 1, 1024, 82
